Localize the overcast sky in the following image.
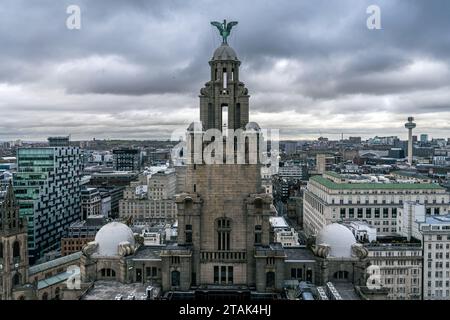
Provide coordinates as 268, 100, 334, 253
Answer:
1, 0, 449, 141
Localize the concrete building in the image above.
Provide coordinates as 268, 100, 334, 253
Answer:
278, 162, 308, 181
303, 172, 450, 237
147, 169, 176, 200
61, 216, 107, 256
81, 188, 102, 220
316, 154, 334, 174
119, 171, 177, 223
365, 243, 422, 300
342, 220, 377, 243
113, 148, 141, 172
13, 137, 83, 264
269, 217, 300, 247
419, 215, 450, 300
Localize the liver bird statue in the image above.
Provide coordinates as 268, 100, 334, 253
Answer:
211, 19, 238, 44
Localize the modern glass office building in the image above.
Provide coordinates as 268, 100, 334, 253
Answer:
13, 141, 82, 264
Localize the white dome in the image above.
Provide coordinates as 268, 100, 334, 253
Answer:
245, 122, 261, 131
316, 223, 356, 258
94, 222, 135, 256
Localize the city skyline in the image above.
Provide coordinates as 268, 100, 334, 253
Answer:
1, 1, 450, 140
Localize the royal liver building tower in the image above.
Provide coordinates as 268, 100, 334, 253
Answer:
77, 21, 374, 301
163, 20, 283, 296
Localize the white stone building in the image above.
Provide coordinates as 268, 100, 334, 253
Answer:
303, 172, 450, 237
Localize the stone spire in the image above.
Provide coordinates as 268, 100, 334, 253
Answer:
0, 180, 22, 235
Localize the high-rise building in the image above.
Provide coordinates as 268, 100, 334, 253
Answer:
420, 134, 429, 143
13, 137, 82, 264
112, 148, 141, 172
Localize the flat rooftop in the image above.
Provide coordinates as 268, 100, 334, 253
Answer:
311, 173, 443, 190
333, 282, 360, 300
424, 214, 450, 225
82, 281, 160, 300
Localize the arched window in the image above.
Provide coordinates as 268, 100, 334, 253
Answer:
13, 273, 21, 286
266, 271, 275, 288
13, 241, 20, 259
42, 292, 48, 300
171, 270, 180, 287
216, 218, 231, 251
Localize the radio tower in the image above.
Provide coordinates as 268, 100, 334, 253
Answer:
404, 117, 416, 166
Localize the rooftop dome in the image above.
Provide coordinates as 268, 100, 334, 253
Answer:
316, 223, 356, 258
187, 121, 204, 132
245, 122, 261, 131
94, 222, 135, 256
212, 43, 238, 61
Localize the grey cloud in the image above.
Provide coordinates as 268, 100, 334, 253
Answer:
0, 0, 450, 140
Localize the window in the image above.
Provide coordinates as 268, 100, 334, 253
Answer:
254, 225, 262, 245
214, 265, 233, 284
383, 208, 389, 218
291, 268, 303, 280
334, 271, 349, 280
217, 218, 231, 251
100, 268, 116, 278
185, 224, 193, 244
171, 271, 180, 287
214, 266, 219, 284
221, 266, 227, 283
340, 208, 346, 219
392, 208, 397, 218
13, 241, 20, 259
12, 273, 21, 286
228, 266, 233, 284
375, 208, 380, 218
357, 208, 363, 218
266, 272, 275, 288
349, 208, 354, 218
366, 208, 372, 219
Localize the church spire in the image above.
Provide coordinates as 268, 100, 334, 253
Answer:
0, 180, 22, 235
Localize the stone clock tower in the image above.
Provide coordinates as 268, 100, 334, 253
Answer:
161, 21, 284, 295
